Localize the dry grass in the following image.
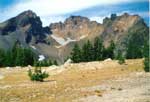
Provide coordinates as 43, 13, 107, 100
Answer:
0, 59, 144, 102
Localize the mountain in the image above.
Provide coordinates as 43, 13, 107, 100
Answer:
0, 10, 50, 49
0, 10, 148, 63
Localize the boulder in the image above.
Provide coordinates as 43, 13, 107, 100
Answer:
64, 59, 72, 66
104, 58, 112, 62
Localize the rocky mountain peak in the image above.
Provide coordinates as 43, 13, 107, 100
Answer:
64, 16, 90, 25
15, 10, 42, 28
17, 10, 37, 18
49, 15, 103, 42
50, 16, 90, 30
0, 10, 42, 34
0, 10, 50, 45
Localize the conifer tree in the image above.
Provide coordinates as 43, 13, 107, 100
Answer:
81, 40, 93, 62
4, 50, 14, 67
103, 40, 115, 59
81, 42, 88, 62
87, 40, 94, 61
126, 31, 144, 59
93, 37, 104, 61
0, 49, 5, 67
143, 41, 149, 72
53, 60, 58, 65
71, 43, 82, 63
117, 52, 125, 64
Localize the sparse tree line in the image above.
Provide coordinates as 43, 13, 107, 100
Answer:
0, 36, 149, 73
70, 37, 121, 63
0, 41, 58, 67
70, 37, 149, 72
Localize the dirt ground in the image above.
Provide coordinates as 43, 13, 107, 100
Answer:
0, 59, 149, 102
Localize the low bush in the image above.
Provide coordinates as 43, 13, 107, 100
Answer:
28, 67, 49, 82
118, 56, 125, 64
117, 52, 125, 64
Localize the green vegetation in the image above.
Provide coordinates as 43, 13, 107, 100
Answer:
0, 41, 35, 67
28, 66, 49, 82
126, 34, 143, 59
126, 24, 148, 59
34, 59, 58, 67
70, 43, 82, 63
70, 36, 148, 66
81, 40, 94, 62
117, 52, 125, 64
93, 37, 104, 61
0, 41, 58, 67
53, 60, 58, 66
143, 41, 149, 72
144, 58, 149, 72
70, 37, 116, 63
103, 40, 115, 59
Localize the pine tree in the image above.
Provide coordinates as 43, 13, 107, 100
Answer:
81, 42, 88, 62
53, 60, 58, 65
86, 40, 93, 61
117, 52, 125, 64
15, 47, 22, 66
28, 66, 49, 82
71, 43, 82, 63
104, 40, 115, 59
93, 37, 104, 61
0, 49, 5, 67
81, 40, 93, 62
24, 48, 35, 66
48, 59, 52, 66
126, 31, 144, 59
143, 41, 149, 72
126, 42, 143, 59
4, 50, 14, 67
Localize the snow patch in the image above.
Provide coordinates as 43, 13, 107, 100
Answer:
51, 34, 76, 46
51, 35, 66, 45
79, 35, 87, 40
30, 45, 36, 50
38, 55, 45, 61
55, 45, 62, 49
51, 34, 88, 48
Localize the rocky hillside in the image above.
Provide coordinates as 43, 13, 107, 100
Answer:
0, 10, 148, 63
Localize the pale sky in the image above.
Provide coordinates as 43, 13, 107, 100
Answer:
0, 0, 149, 26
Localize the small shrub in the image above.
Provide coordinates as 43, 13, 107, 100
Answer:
28, 67, 49, 82
118, 57, 125, 64
144, 57, 149, 72
117, 54, 125, 64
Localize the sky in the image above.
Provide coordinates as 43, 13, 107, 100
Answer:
0, 0, 149, 26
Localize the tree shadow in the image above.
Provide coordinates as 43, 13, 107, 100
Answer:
44, 80, 56, 83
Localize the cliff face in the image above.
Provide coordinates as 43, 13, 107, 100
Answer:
50, 16, 104, 41
49, 13, 148, 47
0, 10, 148, 63
102, 13, 146, 45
